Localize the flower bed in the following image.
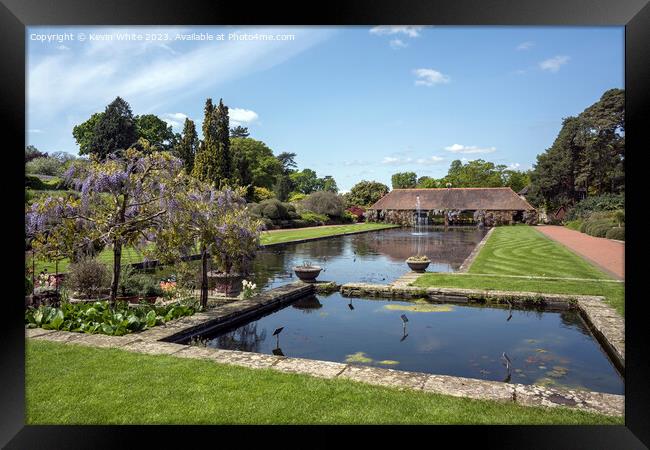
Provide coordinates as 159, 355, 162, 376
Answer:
25, 299, 198, 336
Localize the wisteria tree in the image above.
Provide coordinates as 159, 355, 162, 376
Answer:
27, 149, 186, 301
155, 181, 264, 308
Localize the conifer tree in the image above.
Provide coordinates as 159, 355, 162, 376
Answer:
174, 118, 198, 173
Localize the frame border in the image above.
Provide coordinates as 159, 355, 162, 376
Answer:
2, 0, 648, 447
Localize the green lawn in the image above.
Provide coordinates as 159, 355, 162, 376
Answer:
414, 225, 624, 315
469, 225, 612, 279
26, 340, 621, 425
28, 223, 398, 273
260, 222, 398, 245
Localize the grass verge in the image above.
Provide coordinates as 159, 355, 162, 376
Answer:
26, 340, 621, 425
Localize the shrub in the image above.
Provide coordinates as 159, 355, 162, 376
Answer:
605, 227, 625, 241
25, 276, 34, 295
25, 175, 45, 190
341, 210, 356, 223
65, 259, 111, 299
288, 192, 307, 203
25, 157, 64, 176
301, 191, 345, 218
252, 186, 274, 202
565, 219, 583, 231
134, 275, 163, 298
347, 206, 366, 221
565, 193, 625, 221
300, 211, 328, 224
584, 218, 616, 238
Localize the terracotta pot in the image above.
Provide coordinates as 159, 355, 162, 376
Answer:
406, 259, 430, 273
293, 266, 322, 282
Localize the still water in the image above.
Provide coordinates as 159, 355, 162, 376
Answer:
155, 226, 487, 293
186, 292, 623, 394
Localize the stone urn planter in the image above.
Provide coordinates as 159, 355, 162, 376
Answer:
406, 257, 431, 273
293, 265, 323, 282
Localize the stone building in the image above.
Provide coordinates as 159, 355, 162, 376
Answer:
367, 187, 537, 227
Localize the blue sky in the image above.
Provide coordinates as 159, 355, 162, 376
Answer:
26, 26, 623, 191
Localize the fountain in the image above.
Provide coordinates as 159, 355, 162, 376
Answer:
411, 195, 428, 236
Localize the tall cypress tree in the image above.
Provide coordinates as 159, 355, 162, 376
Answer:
90, 97, 138, 160
174, 118, 198, 173
192, 99, 218, 184
214, 98, 232, 187
192, 98, 232, 187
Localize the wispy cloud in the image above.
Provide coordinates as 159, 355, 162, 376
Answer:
444, 144, 496, 154
416, 156, 445, 165
516, 41, 534, 51
28, 27, 332, 120
369, 26, 423, 38
28, 129, 43, 133
413, 68, 450, 86
389, 39, 407, 49
539, 55, 570, 73
382, 156, 413, 165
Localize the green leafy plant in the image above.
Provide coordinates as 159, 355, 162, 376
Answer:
25, 299, 197, 336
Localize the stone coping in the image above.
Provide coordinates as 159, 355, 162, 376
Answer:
27, 328, 624, 417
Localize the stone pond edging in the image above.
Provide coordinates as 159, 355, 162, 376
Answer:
26, 280, 624, 418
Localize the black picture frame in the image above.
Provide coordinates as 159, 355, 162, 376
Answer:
2, 0, 648, 447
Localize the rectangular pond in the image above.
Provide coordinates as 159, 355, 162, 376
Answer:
178, 292, 623, 395
153, 226, 487, 293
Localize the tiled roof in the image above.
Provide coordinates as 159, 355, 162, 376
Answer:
369, 187, 536, 211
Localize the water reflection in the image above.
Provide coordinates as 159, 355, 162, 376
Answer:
189, 293, 623, 395
153, 226, 487, 292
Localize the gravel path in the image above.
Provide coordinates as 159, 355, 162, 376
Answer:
536, 226, 624, 280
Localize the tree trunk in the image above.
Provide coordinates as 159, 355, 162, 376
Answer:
200, 246, 208, 309
110, 239, 122, 302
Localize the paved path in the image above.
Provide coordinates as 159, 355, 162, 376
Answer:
536, 226, 624, 280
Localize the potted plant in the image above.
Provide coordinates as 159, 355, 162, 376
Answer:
293, 260, 322, 282
406, 254, 431, 273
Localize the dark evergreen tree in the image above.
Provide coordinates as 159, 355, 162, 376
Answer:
230, 125, 250, 138
89, 97, 138, 160
192, 99, 218, 184
174, 118, 198, 173
273, 175, 293, 202
214, 99, 232, 187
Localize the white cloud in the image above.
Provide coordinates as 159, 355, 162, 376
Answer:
413, 68, 450, 86
444, 144, 496, 154
416, 156, 445, 165
369, 26, 423, 38
539, 55, 570, 72
56, 44, 70, 51
162, 112, 190, 129
508, 162, 521, 169
28, 129, 43, 133
389, 39, 407, 49
516, 41, 534, 51
229, 108, 259, 127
